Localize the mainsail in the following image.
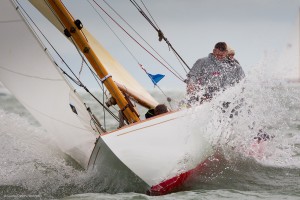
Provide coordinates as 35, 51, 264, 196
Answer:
28, 0, 158, 109
0, 0, 99, 168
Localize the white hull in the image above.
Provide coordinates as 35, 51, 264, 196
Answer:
90, 102, 217, 194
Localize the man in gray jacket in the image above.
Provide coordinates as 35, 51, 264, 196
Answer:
186, 42, 245, 103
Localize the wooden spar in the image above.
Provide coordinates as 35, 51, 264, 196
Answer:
46, 0, 140, 123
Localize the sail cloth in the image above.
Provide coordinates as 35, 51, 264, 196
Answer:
28, 0, 159, 109
0, 0, 100, 168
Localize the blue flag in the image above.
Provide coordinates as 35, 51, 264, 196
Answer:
147, 72, 165, 85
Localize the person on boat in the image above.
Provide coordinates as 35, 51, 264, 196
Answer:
154, 104, 168, 115
145, 104, 169, 119
185, 42, 245, 104
227, 46, 240, 65
145, 108, 155, 119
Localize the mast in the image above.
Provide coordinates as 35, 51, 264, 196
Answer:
299, 7, 300, 80
46, 0, 140, 124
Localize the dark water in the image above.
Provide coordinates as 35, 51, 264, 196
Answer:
0, 76, 300, 199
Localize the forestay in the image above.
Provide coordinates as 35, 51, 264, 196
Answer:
0, 0, 99, 168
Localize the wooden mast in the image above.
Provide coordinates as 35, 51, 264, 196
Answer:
46, 0, 140, 124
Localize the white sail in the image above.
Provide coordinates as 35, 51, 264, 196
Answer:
0, 0, 99, 168
28, 0, 158, 109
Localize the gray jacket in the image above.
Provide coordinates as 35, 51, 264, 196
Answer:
187, 53, 245, 95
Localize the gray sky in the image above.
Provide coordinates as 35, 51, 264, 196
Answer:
20, 0, 300, 90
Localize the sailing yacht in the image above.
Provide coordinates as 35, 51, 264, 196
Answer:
0, 0, 226, 195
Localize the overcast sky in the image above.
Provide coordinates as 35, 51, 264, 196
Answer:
19, 0, 300, 90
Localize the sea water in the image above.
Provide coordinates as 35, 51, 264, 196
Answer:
0, 65, 300, 199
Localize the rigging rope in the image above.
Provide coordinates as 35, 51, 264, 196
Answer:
98, 0, 184, 80
91, 0, 185, 82
88, 0, 139, 65
139, 64, 174, 108
89, 0, 177, 105
130, 0, 190, 72
140, 0, 160, 29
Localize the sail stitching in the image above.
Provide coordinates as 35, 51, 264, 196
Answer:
0, 65, 63, 81
0, 19, 22, 23
21, 100, 91, 132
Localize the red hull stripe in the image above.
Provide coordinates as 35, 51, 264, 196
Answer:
148, 156, 213, 195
